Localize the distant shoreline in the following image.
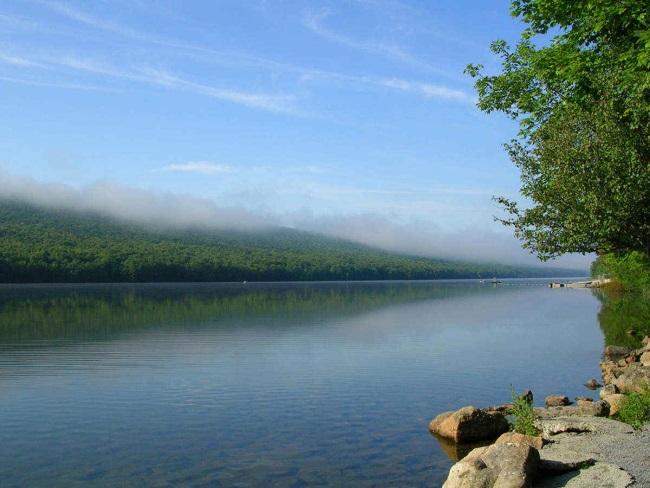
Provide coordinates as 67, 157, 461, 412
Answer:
0, 276, 590, 287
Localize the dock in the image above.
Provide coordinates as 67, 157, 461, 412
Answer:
549, 278, 611, 289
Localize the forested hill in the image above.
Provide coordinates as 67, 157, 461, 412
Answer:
0, 200, 581, 283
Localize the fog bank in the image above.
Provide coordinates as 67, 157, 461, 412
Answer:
0, 171, 591, 270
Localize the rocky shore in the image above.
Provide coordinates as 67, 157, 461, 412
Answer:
431, 336, 650, 487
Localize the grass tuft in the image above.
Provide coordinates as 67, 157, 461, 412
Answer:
508, 387, 539, 436
617, 388, 650, 430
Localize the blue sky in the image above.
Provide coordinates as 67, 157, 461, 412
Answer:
0, 1, 590, 268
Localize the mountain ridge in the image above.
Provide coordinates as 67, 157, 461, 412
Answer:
0, 199, 583, 283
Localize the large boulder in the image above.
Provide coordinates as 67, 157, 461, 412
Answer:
429, 406, 509, 443
442, 442, 540, 488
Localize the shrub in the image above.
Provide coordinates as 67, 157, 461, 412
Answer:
617, 389, 650, 430
593, 252, 650, 293
509, 388, 539, 436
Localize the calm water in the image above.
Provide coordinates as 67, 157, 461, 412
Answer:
0, 279, 606, 487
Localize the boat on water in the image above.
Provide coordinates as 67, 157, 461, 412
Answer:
491, 277, 502, 284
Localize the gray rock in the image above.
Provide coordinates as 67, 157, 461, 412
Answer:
429, 406, 509, 443
535, 415, 633, 438
535, 462, 634, 488
584, 378, 601, 389
534, 416, 648, 486
604, 346, 633, 362
535, 401, 609, 418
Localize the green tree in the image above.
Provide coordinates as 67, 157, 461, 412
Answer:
467, 0, 650, 259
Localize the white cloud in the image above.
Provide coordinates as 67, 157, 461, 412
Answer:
161, 162, 236, 175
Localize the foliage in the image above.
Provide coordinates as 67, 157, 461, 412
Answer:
592, 252, 650, 292
0, 200, 579, 283
617, 389, 650, 429
508, 388, 539, 436
466, 0, 650, 260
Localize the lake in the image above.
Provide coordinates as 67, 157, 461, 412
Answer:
0, 279, 607, 487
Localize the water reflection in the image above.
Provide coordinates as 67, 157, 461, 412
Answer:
0, 281, 603, 487
595, 288, 650, 347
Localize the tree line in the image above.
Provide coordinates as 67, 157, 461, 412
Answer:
0, 200, 577, 283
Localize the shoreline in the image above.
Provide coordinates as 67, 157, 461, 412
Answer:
432, 307, 650, 486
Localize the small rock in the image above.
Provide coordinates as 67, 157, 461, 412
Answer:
429, 406, 510, 443
575, 396, 592, 403
578, 400, 610, 417
495, 431, 544, 450
624, 352, 639, 364
545, 395, 571, 407
600, 360, 623, 384
599, 384, 619, 399
612, 363, 650, 393
604, 345, 632, 361
642, 335, 650, 346
485, 403, 514, 414
617, 358, 628, 367
604, 393, 626, 416
640, 350, 650, 367
626, 329, 637, 336
584, 378, 601, 389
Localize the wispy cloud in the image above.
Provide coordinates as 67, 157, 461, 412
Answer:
9, 2, 469, 107
303, 9, 454, 78
160, 162, 236, 175
0, 74, 121, 92
43, 56, 297, 112
0, 50, 46, 68
140, 67, 296, 112
299, 69, 471, 103
41, 0, 154, 42
379, 78, 471, 101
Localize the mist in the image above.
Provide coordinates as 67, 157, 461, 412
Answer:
0, 171, 592, 270
0, 171, 270, 231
